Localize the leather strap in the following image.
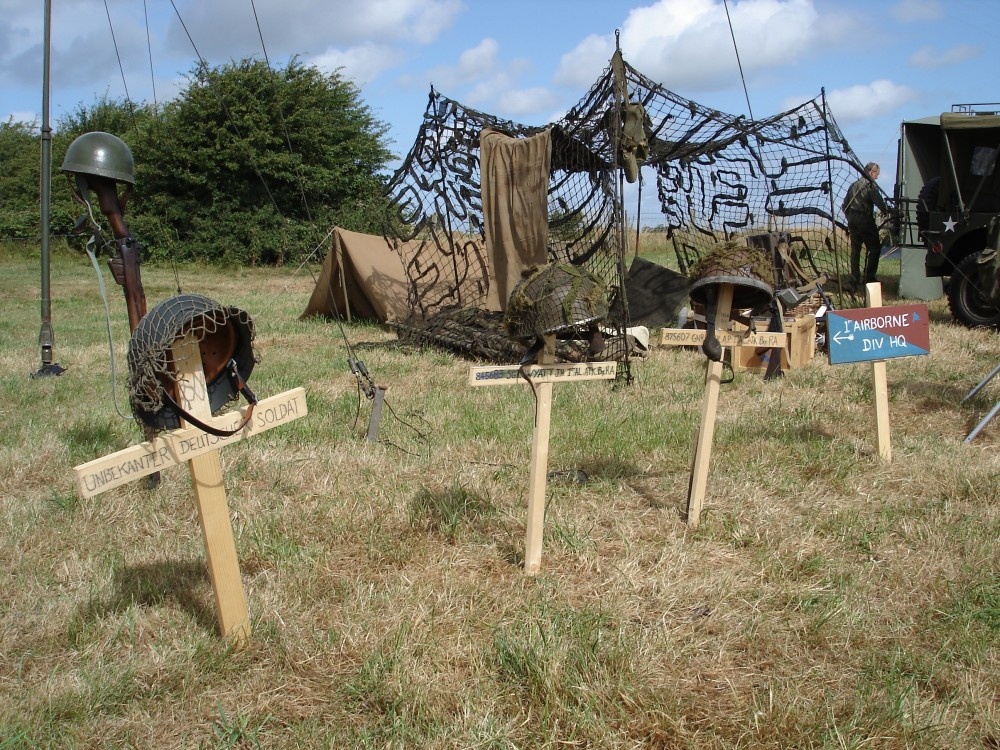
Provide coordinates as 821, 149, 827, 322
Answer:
163, 359, 258, 437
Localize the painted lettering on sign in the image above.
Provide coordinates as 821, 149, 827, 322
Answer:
659, 328, 787, 348
469, 361, 617, 386
828, 304, 930, 365
73, 388, 308, 498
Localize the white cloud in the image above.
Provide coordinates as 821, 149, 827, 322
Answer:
310, 43, 404, 86
818, 80, 918, 123
890, 0, 943, 23
909, 44, 980, 69
555, 0, 848, 95
554, 33, 614, 89
412, 38, 555, 119
163, 0, 463, 60
497, 87, 557, 119
415, 38, 501, 90
455, 38, 501, 81
464, 74, 513, 107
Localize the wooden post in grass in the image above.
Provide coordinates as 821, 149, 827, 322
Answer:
524, 339, 555, 577
866, 283, 892, 462
73, 331, 308, 646
686, 283, 734, 530
468, 335, 616, 575
826, 283, 930, 461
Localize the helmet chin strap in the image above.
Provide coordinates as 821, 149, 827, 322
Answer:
69, 173, 105, 242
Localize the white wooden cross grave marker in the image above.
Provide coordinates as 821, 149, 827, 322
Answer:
72, 330, 308, 646
469, 335, 616, 575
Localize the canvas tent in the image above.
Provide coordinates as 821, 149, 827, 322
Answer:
301, 227, 501, 323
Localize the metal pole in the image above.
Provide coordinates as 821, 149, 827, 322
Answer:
34, 0, 64, 378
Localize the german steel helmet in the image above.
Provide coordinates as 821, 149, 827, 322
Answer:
503, 262, 609, 344
127, 294, 257, 431
60, 131, 135, 184
688, 239, 774, 311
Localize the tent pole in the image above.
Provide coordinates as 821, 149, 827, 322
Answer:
337, 233, 351, 323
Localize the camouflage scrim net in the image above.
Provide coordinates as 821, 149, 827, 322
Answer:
381, 48, 876, 368
127, 293, 257, 430
503, 263, 609, 346
688, 240, 775, 311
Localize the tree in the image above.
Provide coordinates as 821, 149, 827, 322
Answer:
0, 58, 395, 265
0, 119, 44, 239
134, 57, 394, 264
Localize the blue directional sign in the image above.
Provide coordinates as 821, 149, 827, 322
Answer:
827, 304, 930, 365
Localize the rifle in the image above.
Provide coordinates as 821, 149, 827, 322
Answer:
85, 176, 159, 486
88, 177, 148, 330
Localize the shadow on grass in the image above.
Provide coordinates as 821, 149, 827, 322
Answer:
76, 559, 216, 633
904, 380, 975, 407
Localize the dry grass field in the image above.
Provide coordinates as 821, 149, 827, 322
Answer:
1, 243, 998, 749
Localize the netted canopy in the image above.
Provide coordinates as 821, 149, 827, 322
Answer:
380, 45, 875, 370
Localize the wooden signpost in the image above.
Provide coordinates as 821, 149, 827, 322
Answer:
659, 327, 787, 350
469, 337, 616, 575
826, 283, 930, 461
685, 284, 734, 531
73, 331, 308, 645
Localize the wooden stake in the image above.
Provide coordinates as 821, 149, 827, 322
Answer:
686, 283, 734, 530
468, 345, 615, 574
524, 336, 556, 576
865, 282, 892, 462
173, 331, 251, 646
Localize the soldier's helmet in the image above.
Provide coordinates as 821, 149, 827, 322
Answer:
503, 262, 609, 344
688, 240, 774, 312
127, 294, 258, 431
60, 131, 135, 184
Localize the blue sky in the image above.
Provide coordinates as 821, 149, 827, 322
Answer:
3, 0, 997, 200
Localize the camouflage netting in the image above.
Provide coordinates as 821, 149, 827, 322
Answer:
503, 263, 609, 345
380, 45, 877, 372
127, 293, 257, 430
688, 239, 775, 311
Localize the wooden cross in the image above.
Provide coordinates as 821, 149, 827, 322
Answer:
73, 330, 308, 646
469, 335, 616, 574
686, 283, 734, 531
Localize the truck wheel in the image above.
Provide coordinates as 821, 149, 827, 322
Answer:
947, 251, 1000, 329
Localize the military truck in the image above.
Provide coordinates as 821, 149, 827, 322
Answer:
893, 103, 1000, 328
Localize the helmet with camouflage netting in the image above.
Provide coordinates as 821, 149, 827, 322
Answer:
503, 262, 609, 362
127, 294, 258, 431
688, 239, 775, 312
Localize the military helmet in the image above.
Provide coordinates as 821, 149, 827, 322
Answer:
127, 294, 257, 431
60, 131, 135, 185
504, 262, 609, 344
688, 240, 774, 312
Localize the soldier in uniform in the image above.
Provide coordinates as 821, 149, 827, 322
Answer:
842, 161, 889, 288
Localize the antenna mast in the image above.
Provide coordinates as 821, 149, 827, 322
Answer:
34, 0, 64, 377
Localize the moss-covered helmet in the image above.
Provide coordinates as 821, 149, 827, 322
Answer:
504, 262, 609, 344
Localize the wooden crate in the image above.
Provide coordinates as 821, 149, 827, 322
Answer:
732, 314, 816, 372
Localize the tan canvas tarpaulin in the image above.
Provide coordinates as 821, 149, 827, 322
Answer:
301, 227, 502, 323
480, 128, 552, 310
300, 228, 412, 322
